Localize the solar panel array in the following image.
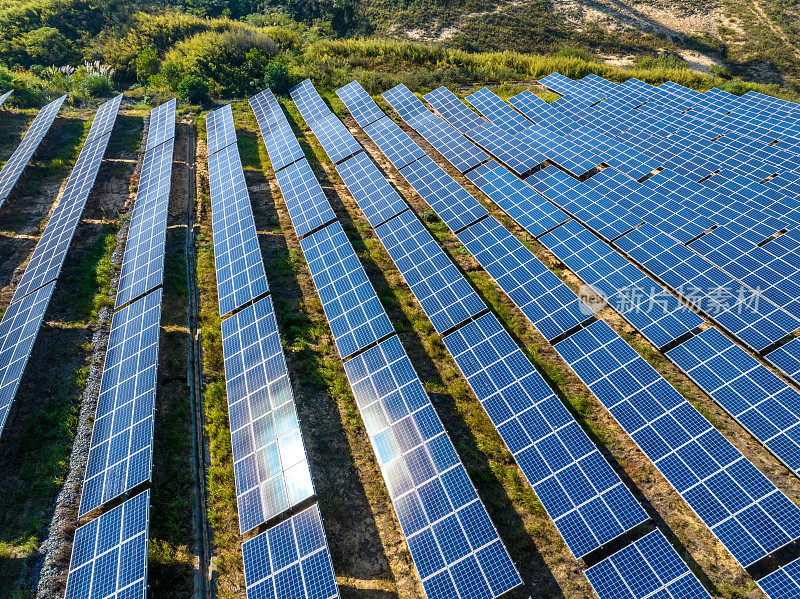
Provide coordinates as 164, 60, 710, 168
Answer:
64, 490, 150, 599
254, 84, 522, 599
0, 96, 121, 441
362, 78, 800, 594
759, 557, 800, 599
317, 80, 650, 566
115, 99, 176, 308
0, 94, 66, 207
207, 99, 340, 598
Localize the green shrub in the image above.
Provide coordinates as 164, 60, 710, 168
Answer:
136, 47, 160, 85
161, 62, 182, 91
178, 74, 209, 105
24, 26, 71, 65
81, 74, 112, 96
263, 58, 295, 95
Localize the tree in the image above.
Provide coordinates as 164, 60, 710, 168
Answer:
178, 75, 209, 105
136, 47, 160, 85
24, 27, 70, 65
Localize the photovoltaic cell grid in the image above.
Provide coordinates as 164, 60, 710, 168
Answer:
375, 209, 486, 334
275, 159, 337, 238
364, 117, 426, 170
343, 336, 521, 599
768, 339, 800, 386
335, 151, 409, 228
335, 81, 386, 128
115, 120, 175, 308
555, 320, 800, 568
145, 98, 176, 152
221, 295, 314, 533
0, 90, 11, 107
86, 94, 123, 143
65, 490, 149, 599
759, 557, 800, 599
466, 88, 531, 135
207, 139, 269, 316
423, 86, 486, 135
79, 290, 162, 517
242, 504, 340, 599
667, 328, 800, 476
248, 90, 306, 173
0, 94, 66, 206
289, 79, 332, 126
444, 313, 648, 558
382, 84, 437, 130
508, 90, 553, 124
307, 113, 362, 164
299, 222, 394, 359
206, 103, 237, 156
13, 95, 121, 302
0, 281, 55, 437
585, 529, 711, 599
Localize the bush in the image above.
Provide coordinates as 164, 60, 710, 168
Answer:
23, 26, 72, 65
178, 75, 209, 105
136, 47, 160, 85
161, 62, 182, 91
263, 59, 295, 95
81, 74, 113, 96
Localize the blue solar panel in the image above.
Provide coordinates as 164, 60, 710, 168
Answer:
0, 89, 12, 107
65, 490, 149, 599
290, 78, 332, 126
86, 94, 123, 143
759, 557, 800, 599
13, 95, 120, 302
206, 104, 237, 156
399, 156, 488, 232
539, 72, 584, 97
336, 151, 408, 228
375, 209, 486, 333
0, 280, 55, 438
342, 336, 522, 599
586, 529, 711, 599
424, 87, 487, 135
768, 339, 800, 386
221, 295, 315, 533
416, 118, 489, 173
0, 94, 66, 207
457, 216, 593, 341
508, 90, 554, 124
555, 320, 800, 568
145, 98, 176, 151
275, 159, 337, 238
363, 116, 426, 170
466, 88, 531, 135
79, 290, 162, 517
444, 313, 648, 558
248, 89, 305, 172
307, 113, 361, 164
382, 84, 437, 130
242, 503, 340, 599
335, 81, 385, 128
207, 141, 269, 316
668, 328, 800, 476
115, 126, 174, 308
299, 222, 394, 359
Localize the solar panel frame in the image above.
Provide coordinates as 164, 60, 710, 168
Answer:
508, 90, 554, 124
382, 84, 438, 130
0, 280, 56, 438
423, 87, 487, 135
264, 119, 305, 172
207, 141, 270, 317
767, 339, 800, 386
335, 81, 385, 128
342, 335, 522, 599
363, 116, 426, 171
275, 159, 337, 238
206, 104, 238, 156
144, 98, 176, 152
85, 94, 123, 143
465, 88, 532, 135
221, 295, 315, 533
242, 503, 340, 599
79, 290, 162, 517
0, 94, 67, 206
335, 151, 408, 228
416, 118, 489, 173
65, 490, 150, 599
290, 78, 332, 126
299, 222, 395, 359
758, 557, 800, 599
307, 113, 362, 165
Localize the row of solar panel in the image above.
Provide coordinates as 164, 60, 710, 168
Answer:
0, 95, 122, 441
64, 99, 178, 599
258, 84, 522, 599
349, 81, 800, 595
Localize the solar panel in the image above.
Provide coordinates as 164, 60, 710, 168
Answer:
375, 209, 486, 333
767, 339, 800, 386
555, 320, 800, 568
0, 280, 55, 438
335, 81, 385, 128
0, 89, 12, 107
249, 89, 283, 130
144, 98, 176, 151
464, 120, 542, 175
13, 124, 118, 302
79, 290, 162, 516
423, 87, 487, 135
242, 503, 340, 599
465, 88, 531, 135
667, 328, 800, 476
221, 295, 315, 533
457, 216, 593, 341
115, 137, 174, 308
335, 151, 408, 228
290, 78, 332, 126
299, 222, 394, 359
444, 312, 648, 558
275, 159, 337, 238
759, 557, 800, 599
207, 141, 269, 316
206, 103, 237, 156
416, 118, 489, 173
363, 116, 425, 170
585, 529, 711, 599
538, 72, 582, 96
86, 94, 123, 143
382, 84, 437, 130
65, 490, 149, 599
507, 90, 553, 124
342, 335, 522, 599
0, 94, 66, 206
399, 155, 488, 232
307, 113, 361, 164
